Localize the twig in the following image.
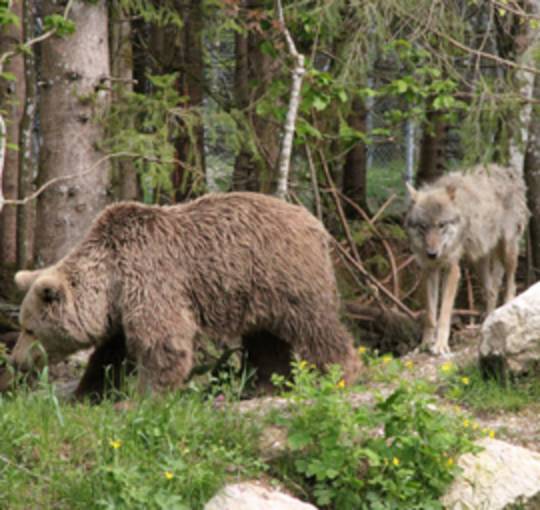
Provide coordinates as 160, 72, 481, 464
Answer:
317, 150, 415, 319
4, 152, 136, 207
334, 240, 416, 319
274, 0, 305, 200
305, 145, 322, 221
0, 453, 52, 483
334, 190, 400, 298
371, 193, 397, 224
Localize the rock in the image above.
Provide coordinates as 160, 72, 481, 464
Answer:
441, 438, 540, 509
204, 481, 318, 510
480, 282, 540, 376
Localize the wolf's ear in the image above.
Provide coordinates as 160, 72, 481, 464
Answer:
446, 184, 457, 201
405, 182, 418, 203
14, 269, 44, 291
34, 275, 65, 304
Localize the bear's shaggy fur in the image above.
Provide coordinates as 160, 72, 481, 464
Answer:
6, 193, 360, 399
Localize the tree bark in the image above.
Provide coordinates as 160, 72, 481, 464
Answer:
35, 0, 111, 265
524, 71, 540, 282
109, 0, 138, 201
172, 0, 205, 202
415, 109, 447, 186
232, 0, 280, 193
16, 0, 36, 269
342, 97, 369, 217
0, 0, 24, 266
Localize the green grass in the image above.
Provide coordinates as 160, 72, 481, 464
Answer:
442, 363, 540, 414
0, 358, 483, 510
0, 384, 265, 510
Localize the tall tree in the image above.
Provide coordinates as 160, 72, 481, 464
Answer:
415, 109, 446, 186
35, 0, 111, 265
16, 0, 37, 269
232, 0, 280, 193
342, 97, 369, 216
109, 0, 138, 201
525, 71, 540, 282
0, 0, 24, 266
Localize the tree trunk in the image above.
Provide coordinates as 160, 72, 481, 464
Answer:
35, 0, 111, 265
146, 0, 205, 202
232, 0, 280, 193
232, 27, 259, 192
172, 0, 205, 202
342, 97, 369, 217
415, 109, 447, 186
16, 0, 36, 269
109, 0, 138, 201
0, 0, 24, 266
524, 72, 540, 282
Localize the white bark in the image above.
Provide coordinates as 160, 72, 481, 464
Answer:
274, 0, 305, 200
509, 1, 540, 173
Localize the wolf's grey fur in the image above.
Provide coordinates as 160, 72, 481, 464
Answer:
405, 164, 529, 355
4, 193, 361, 399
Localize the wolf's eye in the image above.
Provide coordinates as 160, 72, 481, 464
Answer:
438, 221, 448, 229
25, 329, 35, 336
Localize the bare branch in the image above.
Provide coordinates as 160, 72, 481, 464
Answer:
4, 152, 138, 207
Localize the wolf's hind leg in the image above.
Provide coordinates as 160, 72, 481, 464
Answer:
479, 253, 503, 315
432, 262, 460, 355
421, 267, 440, 351
502, 238, 519, 303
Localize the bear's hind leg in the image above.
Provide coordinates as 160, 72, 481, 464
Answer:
277, 309, 361, 385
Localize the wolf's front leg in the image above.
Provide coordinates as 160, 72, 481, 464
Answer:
421, 267, 440, 351
432, 262, 461, 355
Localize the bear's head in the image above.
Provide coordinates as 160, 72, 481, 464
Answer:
12, 268, 101, 369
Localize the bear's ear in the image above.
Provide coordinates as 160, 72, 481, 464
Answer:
34, 276, 65, 304
14, 269, 44, 291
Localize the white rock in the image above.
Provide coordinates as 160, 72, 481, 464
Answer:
480, 282, 540, 374
442, 438, 540, 509
204, 481, 318, 510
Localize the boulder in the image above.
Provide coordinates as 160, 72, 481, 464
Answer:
480, 282, 540, 376
441, 438, 540, 509
204, 481, 318, 510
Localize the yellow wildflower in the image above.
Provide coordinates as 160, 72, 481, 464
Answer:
489, 430, 496, 439
358, 346, 367, 355
404, 360, 414, 369
382, 355, 393, 364
164, 471, 174, 480
447, 458, 454, 467
298, 360, 308, 370
463, 419, 470, 428
336, 379, 346, 389
109, 439, 122, 450
461, 376, 470, 385
441, 362, 454, 373
392, 457, 400, 466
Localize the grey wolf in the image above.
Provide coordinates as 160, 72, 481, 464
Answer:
405, 164, 528, 355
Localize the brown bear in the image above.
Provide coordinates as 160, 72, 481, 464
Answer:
2, 192, 361, 400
